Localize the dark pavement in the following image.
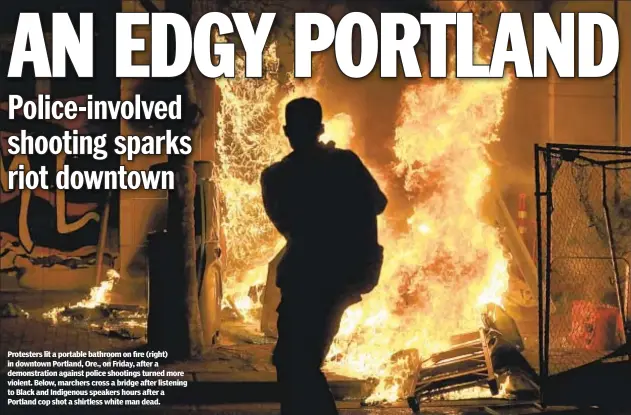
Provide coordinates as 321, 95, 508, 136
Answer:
1, 292, 625, 415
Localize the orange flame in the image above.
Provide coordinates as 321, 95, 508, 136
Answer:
43, 269, 121, 324
215, 39, 355, 323
323, 74, 512, 401
215, 1, 513, 402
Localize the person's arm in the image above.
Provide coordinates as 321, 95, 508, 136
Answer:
261, 167, 291, 237
347, 151, 388, 215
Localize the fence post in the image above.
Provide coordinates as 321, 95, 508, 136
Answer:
543, 144, 554, 403
534, 144, 546, 406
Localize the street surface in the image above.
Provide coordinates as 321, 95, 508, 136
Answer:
1, 292, 624, 415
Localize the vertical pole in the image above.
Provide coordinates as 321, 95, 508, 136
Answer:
543, 145, 554, 404
545, 1, 556, 148
94, 0, 120, 284
162, 0, 204, 358
534, 145, 546, 406
95, 191, 112, 284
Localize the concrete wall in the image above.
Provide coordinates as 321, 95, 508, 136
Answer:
497, 0, 630, 231
548, 0, 630, 146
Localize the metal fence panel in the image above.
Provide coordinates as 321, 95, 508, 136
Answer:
535, 145, 630, 381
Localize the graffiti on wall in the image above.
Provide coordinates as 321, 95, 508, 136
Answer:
0, 96, 118, 287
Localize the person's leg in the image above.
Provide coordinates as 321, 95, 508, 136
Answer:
273, 297, 301, 414
306, 297, 352, 415
299, 300, 340, 415
274, 295, 342, 415
274, 296, 325, 414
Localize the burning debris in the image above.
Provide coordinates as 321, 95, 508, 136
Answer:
214, 36, 354, 324
42, 270, 147, 339
211, 0, 529, 404
221, 282, 265, 323
407, 304, 537, 411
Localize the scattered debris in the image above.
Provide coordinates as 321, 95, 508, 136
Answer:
406, 304, 538, 412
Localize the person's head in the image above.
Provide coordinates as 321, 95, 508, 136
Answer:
283, 97, 324, 151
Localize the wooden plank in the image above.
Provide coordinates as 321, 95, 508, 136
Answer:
450, 331, 479, 345
431, 347, 483, 364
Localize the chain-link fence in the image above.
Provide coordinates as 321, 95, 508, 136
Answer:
535, 144, 630, 385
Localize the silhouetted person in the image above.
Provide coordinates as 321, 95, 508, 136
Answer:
261, 98, 387, 415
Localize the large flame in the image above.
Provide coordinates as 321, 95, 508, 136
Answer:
216, 2, 513, 402
324, 75, 512, 402
215, 40, 354, 323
